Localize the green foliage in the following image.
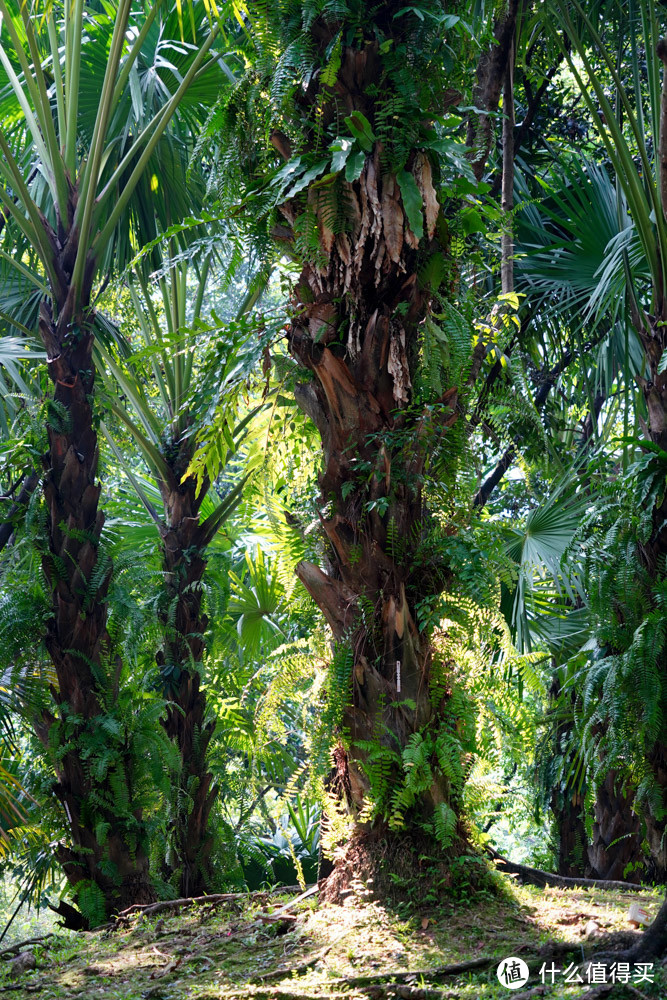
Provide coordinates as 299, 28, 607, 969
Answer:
555, 447, 667, 824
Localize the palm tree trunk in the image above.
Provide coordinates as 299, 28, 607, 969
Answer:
267, 3, 520, 899
588, 771, 645, 882
157, 468, 216, 897
553, 791, 589, 879
38, 264, 155, 920
630, 308, 667, 880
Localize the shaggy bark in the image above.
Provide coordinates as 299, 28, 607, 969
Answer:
272, 5, 518, 892
37, 204, 155, 918
156, 452, 217, 897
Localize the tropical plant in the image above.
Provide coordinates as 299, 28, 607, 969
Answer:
0, 0, 233, 920
200, 0, 530, 893
545, 0, 667, 897
98, 248, 271, 895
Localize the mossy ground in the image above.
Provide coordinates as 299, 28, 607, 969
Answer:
0, 877, 665, 999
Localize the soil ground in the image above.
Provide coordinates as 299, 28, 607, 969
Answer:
0, 875, 665, 1000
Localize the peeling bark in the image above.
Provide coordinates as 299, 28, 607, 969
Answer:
271, 9, 515, 883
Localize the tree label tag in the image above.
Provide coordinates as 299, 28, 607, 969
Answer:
627, 903, 650, 927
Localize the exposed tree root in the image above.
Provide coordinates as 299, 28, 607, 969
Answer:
323, 956, 496, 985
253, 928, 355, 983
115, 884, 313, 922
489, 848, 642, 891
0, 936, 53, 960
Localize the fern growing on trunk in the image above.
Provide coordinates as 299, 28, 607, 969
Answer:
202, 0, 520, 891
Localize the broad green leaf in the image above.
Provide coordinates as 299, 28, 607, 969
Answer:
329, 137, 353, 173
396, 168, 424, 240
284, 160, 328, 199
345, 150, 365, 182
344, 111, 375, 152
460, 208, 485, 235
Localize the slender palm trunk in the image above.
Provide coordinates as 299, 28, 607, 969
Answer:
624, 37, 667, 884
37, 216, 155, 919
553, 791, 588, 879
627, 307, 667, 880
157, 459, 216, 897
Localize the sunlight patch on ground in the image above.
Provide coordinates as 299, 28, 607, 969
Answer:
0, 879, 664, 999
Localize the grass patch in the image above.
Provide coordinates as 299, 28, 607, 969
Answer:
0, 879, 664, 999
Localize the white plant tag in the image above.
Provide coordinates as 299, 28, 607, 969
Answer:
628, 902, 651, 927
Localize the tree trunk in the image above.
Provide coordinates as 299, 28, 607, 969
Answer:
291, 146, 459, 828
587, 771, 645, 882
553, 789, 589, 879
643, 745, 667, 882
270, 5, 518, 894
622, 317, 667, 880
621, 37, 667, 886
157, 459, 216, 897
37, 249, 155, 920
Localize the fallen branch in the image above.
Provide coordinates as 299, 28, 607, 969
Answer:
0, 936, 53, 960
262, 884, 319, 917
320, 955, 496, 987
116, 884, 314, 921
116, 894, 244, 920
244, 885, 319, 936
254, 942, 585, 992
489, 848, 642, 892
625, 986, 653, 1000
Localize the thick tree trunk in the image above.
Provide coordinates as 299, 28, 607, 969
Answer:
290, 142, 457, 820
267, 4, 520, 898
157, 462, 216, 897
587, 771, 645, 882
643, 744, 667, 882
37, 268, 155, 920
